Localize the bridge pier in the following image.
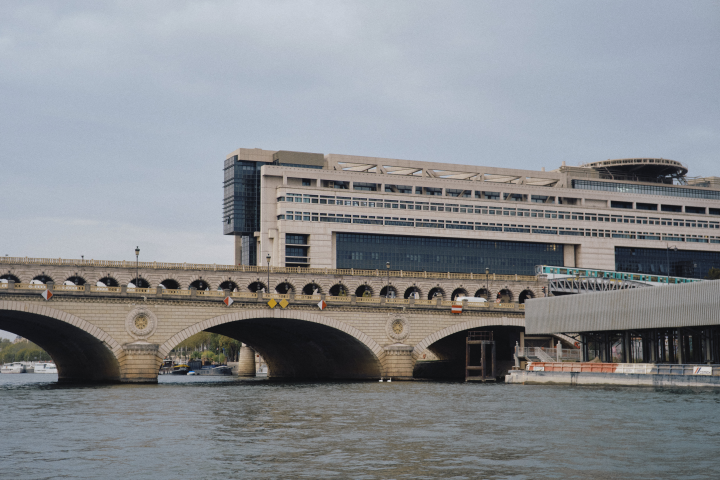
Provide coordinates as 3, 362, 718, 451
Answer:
381, 344, 415, 379
118, 342, 164, 383
237, 344, 256, 377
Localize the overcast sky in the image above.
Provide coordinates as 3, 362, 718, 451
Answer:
1, 1, 719, 299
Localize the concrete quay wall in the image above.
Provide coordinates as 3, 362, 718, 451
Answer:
506, 370, 720, 388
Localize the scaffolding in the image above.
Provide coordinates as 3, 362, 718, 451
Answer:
466, 331, 496, 382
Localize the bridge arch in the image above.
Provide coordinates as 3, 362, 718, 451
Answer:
65, 275, 87, 286
1, 274, 21, 283
98, 276, 119, 287
412, 315, 525, 379
0, 301, 122, 383
355, 284, 373, 297
302, 282, 322, 295
474, 288, 489, 299
404, 286, 421, 299
518, 289, 535, 304
248, 281, 266, 293
160, 278, 181, 289
275, 281, 295, 294
189, 279, 209, 290
412, 316, 525, 359
428, 287, 445, 300
218, 280, 238, 291
159, 309, 383, 380
329, 283, 348, 296
451, 288, 468, 300
33, 274, 54, 284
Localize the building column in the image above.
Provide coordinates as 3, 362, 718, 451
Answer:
622, 331, 630, 363
677, 329, 685, 364
237, 344, 256, 377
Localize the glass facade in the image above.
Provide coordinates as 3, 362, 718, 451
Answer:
615, 247, 720, 279
573, 179, 720, 200
336, 233, 563, 275
223, 157, 268, 265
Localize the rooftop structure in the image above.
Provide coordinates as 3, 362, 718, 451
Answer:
223, 148, 720, 280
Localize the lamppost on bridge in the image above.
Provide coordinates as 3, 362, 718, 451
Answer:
266, 253, 271, 295
485, 267, 489, 301
386, 261, 390, 299
135, 246, 140, 288
666, 244, 677, 285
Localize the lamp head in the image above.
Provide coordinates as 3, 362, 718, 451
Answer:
135, 246, 140, 256
266, 253, 271, 262
386, 261, 390, 269
485, 267, 489, 274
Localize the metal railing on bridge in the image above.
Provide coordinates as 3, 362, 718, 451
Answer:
548, 276, 651, 295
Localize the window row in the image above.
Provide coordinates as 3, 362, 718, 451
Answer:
277, 212, 720, 243
277, 193, 720, 224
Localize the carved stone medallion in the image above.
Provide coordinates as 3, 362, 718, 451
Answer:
125, 306, 157, 339
386, 316, 410, 342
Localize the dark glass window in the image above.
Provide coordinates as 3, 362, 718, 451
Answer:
615, 247, 720, 279
286, 246, 308, 257
223, 158, 268, 264
611, 201, 633, 209
336, 233, 563, 275
661, 204, 682, 212
354, 182, 378, 191
686, 206, 706, 214
636, 203, 657, 211
573, 179, 720, 200
286, 234, 308, 245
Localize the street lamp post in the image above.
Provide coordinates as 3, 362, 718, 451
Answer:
485, 267, 490, 301
386, 261, 390, 298
666, 244, 677, 284
135, 246, 140, 288
266, 253, 271, 295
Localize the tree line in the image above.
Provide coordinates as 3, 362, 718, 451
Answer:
0, 338, 52, 363
171, 332, 243, 364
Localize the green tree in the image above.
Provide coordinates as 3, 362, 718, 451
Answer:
0, 339, 52, 364
705, 267, 720, 280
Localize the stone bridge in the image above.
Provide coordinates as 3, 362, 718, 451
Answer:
0, 257, 544, 383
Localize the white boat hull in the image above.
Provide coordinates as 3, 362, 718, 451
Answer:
1, 363, 26, 374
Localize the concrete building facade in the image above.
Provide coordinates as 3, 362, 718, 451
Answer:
223, 148, 720, 279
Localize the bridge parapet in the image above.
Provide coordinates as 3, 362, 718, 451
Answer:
0, 283, 525, 311
0, 256, 546, 303
0, 256, 537, 282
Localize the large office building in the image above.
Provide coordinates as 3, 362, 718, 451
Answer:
223, 148, 720, 278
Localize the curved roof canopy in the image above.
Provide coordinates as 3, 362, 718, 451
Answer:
580, 158, 688, 180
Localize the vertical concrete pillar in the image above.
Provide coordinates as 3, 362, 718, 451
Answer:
118, 343, 163, 383
622, 332, 630, 363
563, 245, 576, 267
234, 235, 243, 265
677, 329, 684, 364
382, 344, 415, 379
237, 344, 256, 377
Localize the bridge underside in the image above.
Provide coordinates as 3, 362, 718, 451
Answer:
414, 326, 523, 379
0, 311, 121, 383
206, 318, 382, 380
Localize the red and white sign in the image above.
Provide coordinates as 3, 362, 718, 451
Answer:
317, 300, 326, 310
223, 296, 234, 306
693, 366, 712, 376
451, 304, 462, 314
41, 289, 53, 301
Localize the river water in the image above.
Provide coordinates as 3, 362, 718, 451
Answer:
1, 375, 719, 479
